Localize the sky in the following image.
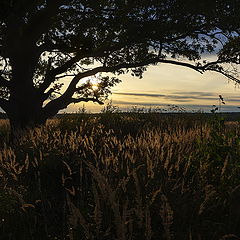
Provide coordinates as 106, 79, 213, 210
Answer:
64, 60, 240, 113
1, 58, 239, 114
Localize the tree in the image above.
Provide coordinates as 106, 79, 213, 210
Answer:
0, 0, 240, 132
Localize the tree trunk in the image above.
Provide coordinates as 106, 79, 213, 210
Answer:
8, 109, 46, 133
5, 39, 47, 142
6, 90, 47, 143
8, 113, 47, 144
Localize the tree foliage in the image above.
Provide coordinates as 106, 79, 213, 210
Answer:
0, 0, 240, 129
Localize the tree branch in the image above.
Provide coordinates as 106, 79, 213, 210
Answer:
55, 74, 77, 79
205, 67, 240, 84
67, 58, 207, 92
39, 42, 126, 92
38, 55, 80, 93
42, 57, 197, 117
71, 97, 104, 105
43, 56, 238, 119
42, 88, 57, 102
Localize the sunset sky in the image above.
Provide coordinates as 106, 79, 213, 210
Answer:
64, 59, 240, 113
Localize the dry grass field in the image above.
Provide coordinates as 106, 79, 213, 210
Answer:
0, 113, 240, 239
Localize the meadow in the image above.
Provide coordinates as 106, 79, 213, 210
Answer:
1, 112, 240, 239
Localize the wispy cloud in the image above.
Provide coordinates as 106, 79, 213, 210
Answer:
171, 91, 216, 97
113, 91, 240, 103
113, 92, 165, 97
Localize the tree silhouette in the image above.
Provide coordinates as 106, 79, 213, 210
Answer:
0, 0, 240, 131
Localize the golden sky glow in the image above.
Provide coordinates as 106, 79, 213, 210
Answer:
63, 61, 240, 113
81, 74, 100, 90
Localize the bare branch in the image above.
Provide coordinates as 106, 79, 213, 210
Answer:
55, 74, 77, 79
71, 97, 104, 105
42, 88, 57, 101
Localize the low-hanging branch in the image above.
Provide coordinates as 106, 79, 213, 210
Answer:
70, 97, 104, 105
51, 56, 236, 100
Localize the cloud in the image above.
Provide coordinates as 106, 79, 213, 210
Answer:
113, 92, 166, 97
112, 100, 166, 106
171, 91, 216, 97
113, 91, 240, 102
113, 91, 215, 102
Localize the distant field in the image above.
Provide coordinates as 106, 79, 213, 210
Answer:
1, 113, 240, 239
1, 111, 240, 120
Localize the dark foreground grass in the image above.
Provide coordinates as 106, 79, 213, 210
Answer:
1, 113, 240, 239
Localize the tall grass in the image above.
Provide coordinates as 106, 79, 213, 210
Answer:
0, 113, 240, 239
